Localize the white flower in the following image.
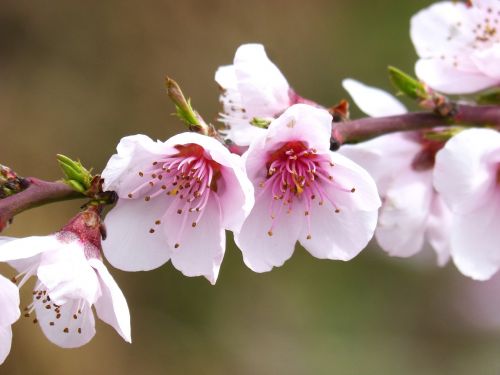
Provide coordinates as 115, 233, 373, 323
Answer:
411, 0, 500, 94
234, 104, 381, 272
339, 79, 452, 265
0, 212, 131, 348
215, 43, 317, 146
101, 132, 254, 284
434, 128, 500, 280
0, 274, 20, 365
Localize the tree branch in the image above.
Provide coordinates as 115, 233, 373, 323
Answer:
331, 104, 500, 147
0, 178, 83, 232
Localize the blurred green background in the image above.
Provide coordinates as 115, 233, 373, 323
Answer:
2, 0, 500, 374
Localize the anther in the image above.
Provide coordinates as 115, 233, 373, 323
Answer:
78, 328, 82, 334
149, 228, 155, 234
267, 230, 273, 237
73, 314, 78, 320
155, 220, 161, 225
33, 319, 38, 324
139, 172, 144, 177
351, 188, 356, 193
63, 328, 69, 333
49, 322, 54, 326
145, 196, 151, 202
174, 243, 180, 249
305, 211, 309, 216
192, 222, 197, 227
177, 209, 182, 214
306, 234, 312, 240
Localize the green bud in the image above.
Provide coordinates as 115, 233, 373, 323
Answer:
477, 89, 500, 105
57, 154, 92, 192
249, 117, 272, 129
388, 66, 428, 101
166, 77, 201, 126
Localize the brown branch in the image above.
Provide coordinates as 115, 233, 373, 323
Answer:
331, 104, 500, 148
0, 178, 83, 232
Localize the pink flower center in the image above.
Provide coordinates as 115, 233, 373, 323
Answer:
128, 144, 221, 247
260, 141, 355, 239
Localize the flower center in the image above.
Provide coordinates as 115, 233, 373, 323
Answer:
412, 137, 445, 171
128, 144, 221, 245
260, 141, 355, 239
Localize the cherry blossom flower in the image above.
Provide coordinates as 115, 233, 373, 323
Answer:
0, 274, 20, 365
215, 43, 318, 146
234, 103, 380, 272
101, 132, 254, 284
434, 128, 500, 280
339, 79, 451, 265
411, 0, 500, 94
0, 209, 131, 348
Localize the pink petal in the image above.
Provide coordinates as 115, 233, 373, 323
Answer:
471, 45, 500, 80
0, 235, 60, 262
426, 194, 452, 266
34, 293, 96, 348
235, 194, 303, 273
342, 79, 407, 117
166, 193, 225, 284
89, 259, 131, 343
102, 197, 172, 271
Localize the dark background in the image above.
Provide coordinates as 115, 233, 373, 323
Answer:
2, 1, 500, 374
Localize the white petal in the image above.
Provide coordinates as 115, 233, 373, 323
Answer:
89, 259, 131, 343
375, 171, 433, 258
339, 132, 421, 194
215, 65, 237, 90
35, 292, 96, 348
0, 235, 60, 263
266, 104, 333, 153
235, 193, 303, 273
233, 43, 290, 116
299, 197, 378, 261
37, 243, 100, 306
102, 134, 171, 194
342, 79, 407, 117
434, 128, 500, 214
415, 58, 497, 94
426, 194, 452, 266
0, 275, 20, 327
102, 197, 171, 271
0, 326, 12, 365
450, 195, 500, 280
166, 193, 225, 284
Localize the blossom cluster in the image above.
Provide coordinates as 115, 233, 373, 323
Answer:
1, 0, 500, 364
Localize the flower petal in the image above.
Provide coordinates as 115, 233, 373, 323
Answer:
102, 196, 171, 271
434, 128, 500, 214
265, 104, 332, 153
471, 44, 500, 80
415, 58, 497, 94
89, 259, 131, 343
0, 326, 12, 365
166, 193, 225, 284
0, 275, 20, 327
299, 198, 377, 261
342, 78, 407, 117
35, 291, 96, 348
102, 134, 171, 194
235, 192, 303, 273
450, 195, 500, 280
0, 235, 60, 263
426, 194, 452, 266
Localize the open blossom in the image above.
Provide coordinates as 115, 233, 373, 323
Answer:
234, 104, 380, 272
101, 132, 254, 284
215, 43, 318, 146
411, 0, 500, 94
434, 128, 500, 280
0, 274, 20, 365
339, 79, 451, 265
0, 209, 131, 348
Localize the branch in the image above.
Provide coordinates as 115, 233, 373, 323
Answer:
331, 104, 500, 147
0, 178, 83, 232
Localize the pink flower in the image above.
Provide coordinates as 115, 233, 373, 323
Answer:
340, 79, 451, 265
234, 104, 380, 272
0, 210, 131, 348
0, 273, 19, 365
434, 128, 500, 280
101, 132, 254, 284
215, 43, 317, 146
411, 0, 500, 94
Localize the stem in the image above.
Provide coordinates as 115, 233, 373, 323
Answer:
0, 178, 83, 232
331, 104, 500, 147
